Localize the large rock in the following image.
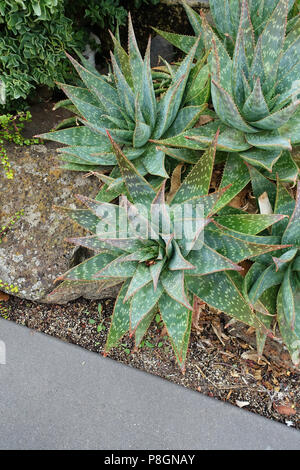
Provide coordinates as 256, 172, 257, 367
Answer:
0, 104, 120, 303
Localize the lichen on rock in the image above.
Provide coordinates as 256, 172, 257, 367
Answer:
0, 141, 114, 303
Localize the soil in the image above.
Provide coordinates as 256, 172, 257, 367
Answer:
1, 295, 299, 430
22, 101, 73, 141
98, 1, 196, 62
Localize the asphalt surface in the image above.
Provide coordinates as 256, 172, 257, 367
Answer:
0, 318, 299, 450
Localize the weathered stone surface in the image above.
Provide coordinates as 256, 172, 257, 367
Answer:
0, 105, 120, 304
43, 278, 122, 304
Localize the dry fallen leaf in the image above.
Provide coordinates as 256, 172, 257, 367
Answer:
285, 420, 295, 427
212, 321, 227, 346
258, 191, 273, 215
253, 369, 262, 381
239, 260, 253, 277
195, 114, 214, 127
229, 188, 250, 210
262, 381, 274, 391
246, 326, 256, 335
166, 163, 183, 203
241, 351, 264, 362
0, 292, 9, 301
273, 404, 297, 416
230, 370, 239, 378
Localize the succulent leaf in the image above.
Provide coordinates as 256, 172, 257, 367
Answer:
134, 309, 156, 349
161, 269, 192, 310
244, 179, 300, 362
169, 309, 192, 372
277, 284, 300, 365
215, 213, 287, 234
61, 253, 117, 281
188, 271, 265, 329
105, 279, 131, 352
187, 243, 242, 275
204, 224, 286, 263
211, 80, 257, 133
211, 153, 250, 213
171, 131, 218, 204
282, 183, 300, 246
159, 292, 190, 357
260, 0, 289, 77
124, 263, 152, 301
152, 28, 199, 56
130, 282, 164, 331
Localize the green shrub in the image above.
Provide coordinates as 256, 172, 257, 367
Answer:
0, 0, 86, 111
0, 0, 161, 111
66, 0, 160, 30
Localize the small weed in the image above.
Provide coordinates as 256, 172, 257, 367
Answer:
0, 111, 39, 179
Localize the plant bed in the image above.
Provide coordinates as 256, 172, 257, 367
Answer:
2, 294, 299, 429
1, 0, 300, 438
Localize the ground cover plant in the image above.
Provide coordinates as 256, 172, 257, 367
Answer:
0, 111, 39, 179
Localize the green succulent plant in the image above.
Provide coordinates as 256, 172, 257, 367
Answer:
38, 14, 210, 202
243, 179, 300, 366
155, 0, 299, 58
49, 134, 287, 370
153, 0, 300, 196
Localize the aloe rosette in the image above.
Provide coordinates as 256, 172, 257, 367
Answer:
155, 0, 299, 57
243, 179, 300, 365
49, 134, 288, 369
37, 15, 210, 202
154, 0, 300, 194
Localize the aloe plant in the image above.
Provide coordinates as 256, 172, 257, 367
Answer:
155, 0, 299, 57
49, 134, 287, 370
37, 15, 210, 202
243, 179, 300, 366
154, 0, 300, 193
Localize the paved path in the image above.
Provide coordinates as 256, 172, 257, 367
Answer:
0, 318, 299, 450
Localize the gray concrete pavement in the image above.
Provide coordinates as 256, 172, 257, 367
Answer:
0, 318, 299, 450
